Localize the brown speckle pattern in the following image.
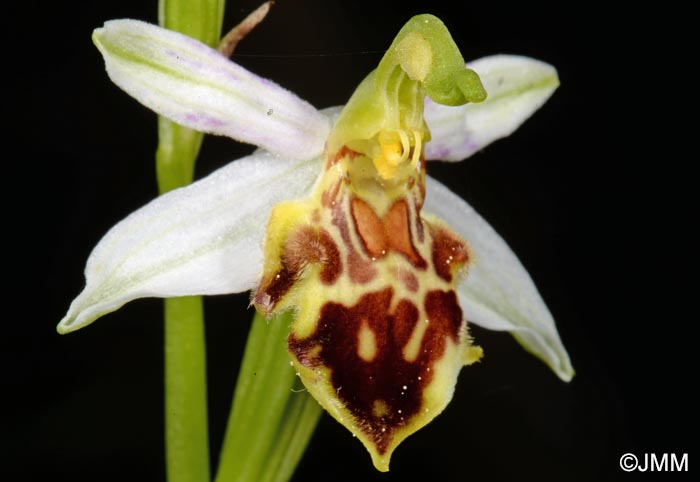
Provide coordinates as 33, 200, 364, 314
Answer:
290, 286, 463, 454
255, 145, 479, 467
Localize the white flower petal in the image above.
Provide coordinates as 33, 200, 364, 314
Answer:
93, 19, 330, 160
424, 55, 559, 161
58, 151, 322, 334
424, 176, 574, 381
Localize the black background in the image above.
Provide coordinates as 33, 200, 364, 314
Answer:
6, 1, 690, 481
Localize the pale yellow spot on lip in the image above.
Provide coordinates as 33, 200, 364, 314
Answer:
307, 345, 322, 359
358, 319, 377, 361
403, 315, 429, 361
373, 399, 390, 418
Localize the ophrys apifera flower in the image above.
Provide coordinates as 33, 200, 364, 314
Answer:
59, 15, 572, 471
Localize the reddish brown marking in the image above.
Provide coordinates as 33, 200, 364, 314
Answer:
331, 200, 377, 284
351, 197, 426, 268
406, 156, 426, 210
348, 250, 377, 284
417, 159, 426, 206
288, 287, 462, 454
319, 230, 342, 284
252, 265, 295, 316
351, 197, 386, 256
321, 179, 341, 208
391, 267, 419, 292
429, 224, 470, 282
424, 290, 463, 344
253, 227, 342, 314
385, 201, 424, 266
393, 299, 420, 347
284, 227, 342, 285
331, 198, 352, 244
326, 145, 360, 170
413, 195, 425, 243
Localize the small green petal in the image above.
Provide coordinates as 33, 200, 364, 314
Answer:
425, 55, 560, 161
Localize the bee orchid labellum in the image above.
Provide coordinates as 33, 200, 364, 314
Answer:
253, 15, 487, 471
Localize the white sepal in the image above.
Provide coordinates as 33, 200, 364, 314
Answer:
424, 176, 574, 381
58, 151, 322, 333
93, 19, 330, 160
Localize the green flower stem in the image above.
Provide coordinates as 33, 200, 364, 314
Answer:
157, 2, 225, 482
158, 122, 211, 482
163, 296, 210, 482
159, 0, 225, 49
214, 312, 323, 482
155, 2, 320, 481
157, 84, 210, 482
156, 121, 204, 193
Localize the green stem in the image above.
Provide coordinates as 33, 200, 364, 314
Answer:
157, 119, 211, 482
159, 0, 226, 49
214, 312, 322, 482
163, 296, 210, 482
156, 121, 204, 193
155, 3, 319, 481
156, 2, 225, 482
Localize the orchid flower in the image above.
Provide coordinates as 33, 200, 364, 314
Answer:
58, 16, 573, 471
